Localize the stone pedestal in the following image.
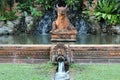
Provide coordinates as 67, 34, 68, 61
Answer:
51, 30, 77, 41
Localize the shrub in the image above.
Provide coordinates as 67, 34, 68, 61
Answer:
0, 0, 14, 16
65, 0, 83, 12
35, 0, 55, 10
94, 0, 120, 25
17, 0, 33, 13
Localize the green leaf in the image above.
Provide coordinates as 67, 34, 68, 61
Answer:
102, 13, 107, 19
107, 14, 112, 20
95, 12, 101, 16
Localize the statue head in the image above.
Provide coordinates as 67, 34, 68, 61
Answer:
56, 4, 68, 15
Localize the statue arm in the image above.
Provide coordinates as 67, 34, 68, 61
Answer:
67, 23, 76, 30
50, 21, 57, 33
52, 21, 57, 30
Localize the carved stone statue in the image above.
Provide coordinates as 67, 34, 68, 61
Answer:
50, 43, 74, 64
51, 4, 77, 41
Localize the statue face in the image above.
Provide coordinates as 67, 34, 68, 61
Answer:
57, 7, 67, 15
57, 48, 65, 55
56, 5, 67, 15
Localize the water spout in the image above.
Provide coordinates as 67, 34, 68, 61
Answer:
54, 62, 70, 80
58, 62, 65, 72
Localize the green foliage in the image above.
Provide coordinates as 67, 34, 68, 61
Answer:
0, 10, 17, 21
15, 0, 84, 19
17, 0, 33, 12
17, 0, 43, 17
15, 0, 25, 4
0, 0, 17, 21
65, 0, 83, 11
4, 10, 17, 20
94, 12, 120, 25
35, 0, 83, 11
96, 0, 120, 14
7, 0, 14, 10
35, 0, 54, 10
0, 0, 14, 16
30, 6, 43, 17
82, 10, 91, 18
0, 0, 7, 16
88, 0, 94, 6
0, 16, 6, 21
94, 0, 120, 25
65, 0, 82, 6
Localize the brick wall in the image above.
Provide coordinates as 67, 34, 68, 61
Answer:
0, 45, 120, 63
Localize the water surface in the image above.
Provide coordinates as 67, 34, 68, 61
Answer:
0, 34, 120, 44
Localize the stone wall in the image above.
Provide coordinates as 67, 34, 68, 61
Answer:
0, 45, 120, 63
0, 45, 50, 63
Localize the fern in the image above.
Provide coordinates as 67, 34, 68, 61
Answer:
94, 0, 120, 25
97, 0, 119, 14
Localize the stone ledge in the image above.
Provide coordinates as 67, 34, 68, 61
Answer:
0, 45, 120, 63
51, 34, 77, 41
51, 39, 76, 41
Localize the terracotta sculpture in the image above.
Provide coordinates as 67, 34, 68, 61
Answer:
51, 5, 76, 32
51, 4, 77, 41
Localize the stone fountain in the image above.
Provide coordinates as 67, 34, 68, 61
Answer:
50, 4, 77, 41
50, 43, 73, 80
50, 43, 73, 64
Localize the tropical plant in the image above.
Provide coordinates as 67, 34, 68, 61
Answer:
94, 0, 120, 25
0, 0, 7, 16
35, 0, 54, 10
0, 0, 14, 16
65, 0, 83, 6
0, 10, 17, 21
7, 0, 14, 11
30, 6, 43, 17
94, 12, 120, 25
65, 0, 83, 11
17, 0, 33, 12
15, 0, 24, 4
35, 0, 84, 11
88, 0, 94, 6
96, 0, 120, 14
4, 10, 17, 20
0, 0, 17, 21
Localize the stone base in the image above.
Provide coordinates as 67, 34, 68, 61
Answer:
51, 32, 77, 41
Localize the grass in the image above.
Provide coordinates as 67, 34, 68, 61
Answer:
0, 62, 55, 80
70, 64, 120, 80
0, 63, 120, 80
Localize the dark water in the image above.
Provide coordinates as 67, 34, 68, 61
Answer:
0, 34, 120, 44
